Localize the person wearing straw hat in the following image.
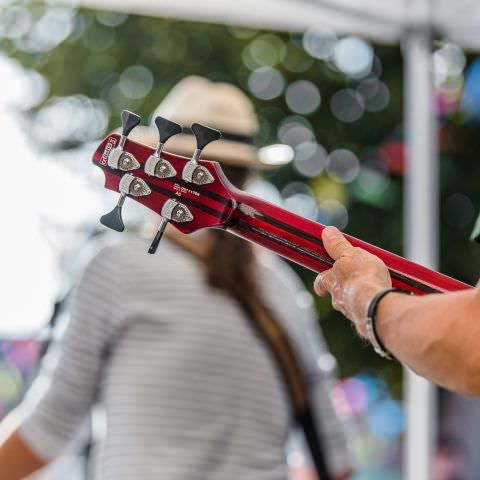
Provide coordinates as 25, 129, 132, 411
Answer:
0, 76, 352, 480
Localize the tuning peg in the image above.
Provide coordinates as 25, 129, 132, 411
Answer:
144, 117, 182, 179
108, 110, 142, 171
100, 174, 151, 232
154, 117, 182, 155
100, 195, 126, 232
148, 217, 169, 254
182, 123, 221, 185
148, 199, 194, 254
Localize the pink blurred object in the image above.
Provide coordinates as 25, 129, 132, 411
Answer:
289, 465, 317, 480
2, 340, 41, 372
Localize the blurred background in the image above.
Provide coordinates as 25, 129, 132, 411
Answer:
1, 1, 480, 479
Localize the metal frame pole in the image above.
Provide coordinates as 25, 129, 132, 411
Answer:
403, 26, 438, 480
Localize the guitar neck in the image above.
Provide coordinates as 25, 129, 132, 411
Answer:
227, 190, 471, 295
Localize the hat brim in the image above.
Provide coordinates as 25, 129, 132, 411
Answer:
124, 126, 291, 170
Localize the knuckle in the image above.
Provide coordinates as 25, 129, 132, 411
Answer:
352, 247, 366, 258
323, 273, 334, 287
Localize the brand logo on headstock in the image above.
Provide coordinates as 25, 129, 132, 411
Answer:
101, 137, 117, 166
173, 183, 200, 197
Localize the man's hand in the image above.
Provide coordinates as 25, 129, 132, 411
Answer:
313, 226, 391, 337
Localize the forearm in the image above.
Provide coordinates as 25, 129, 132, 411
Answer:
375, 289, 480, 394
0, 429, 46, 480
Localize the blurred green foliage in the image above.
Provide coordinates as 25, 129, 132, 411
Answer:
3, 6, 480, 392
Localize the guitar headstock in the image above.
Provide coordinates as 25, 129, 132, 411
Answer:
92, 110, 237, 253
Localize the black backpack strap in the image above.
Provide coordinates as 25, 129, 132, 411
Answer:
296, 405, 331, 480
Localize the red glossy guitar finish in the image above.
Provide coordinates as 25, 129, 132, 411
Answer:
93, 134, 472, 296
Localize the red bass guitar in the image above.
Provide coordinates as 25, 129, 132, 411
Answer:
92, 111, 472, 296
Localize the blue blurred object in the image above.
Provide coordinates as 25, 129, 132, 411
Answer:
367, 398, 405, 439
352, 469, 401, 480
461, 57, 480, 122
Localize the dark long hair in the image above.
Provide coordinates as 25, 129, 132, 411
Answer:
202, 165, 309, 413
202, 165, 267, 317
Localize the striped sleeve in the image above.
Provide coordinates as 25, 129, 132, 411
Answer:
18, 247, 124, 460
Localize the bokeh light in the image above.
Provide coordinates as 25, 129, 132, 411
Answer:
285, 80, 321, 115
118, 65, 154, 100
33, 95, 109, 146
284, 193, 318, 220
281, 42, 314, 73
302, 26, 337, 60
247, 179, 283, 206
258, 143, 294, 165
83, 22, 115, 52
278, 116, 314, 147
248, 66, 285, 100
461, 57, 480, 121
433, 43, 466, 86
281, 181, 312, 198
293, 141, 327, 177
317, 199, 349, 230
330, 89, 365, 122
0, 58, 49, 110
357, 78, 390, 112
242, 34, 285, 70
15, 7, 75, 53
367, 399, 404, 439
357, 166, 390, 195
0, 6, 33, 40
327, 149, 360, 184
310, 176, 349, 204
333, 36, 373, 78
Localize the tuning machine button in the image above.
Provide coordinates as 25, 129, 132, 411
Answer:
108, 110, 141, 171
144, 117, 182, 179
181, 123, 221, 185
148, 199, 194, 254
100, 174, 151, 232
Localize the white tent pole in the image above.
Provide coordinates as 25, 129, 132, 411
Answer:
403, 26, 438, 480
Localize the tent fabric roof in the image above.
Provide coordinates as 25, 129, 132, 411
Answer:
60, 0, 480, 50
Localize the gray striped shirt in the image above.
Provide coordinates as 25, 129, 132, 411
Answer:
18, 237, 351, 479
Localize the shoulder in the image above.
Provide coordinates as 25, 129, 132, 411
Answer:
255, 251, 318, 338
256, 250, 315, 310
85, 234, 189, 276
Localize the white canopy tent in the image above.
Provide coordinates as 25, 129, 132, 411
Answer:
56, 0, 480, 49
53, 0, 480, 478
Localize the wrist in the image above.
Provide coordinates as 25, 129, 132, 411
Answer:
366, 289, 412, 359
373, 292, 410, 349
354, 283, 390, 338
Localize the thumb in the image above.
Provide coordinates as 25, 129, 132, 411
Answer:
322, 226, 353, 260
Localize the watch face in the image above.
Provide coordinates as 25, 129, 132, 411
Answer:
472, 211, 480, 244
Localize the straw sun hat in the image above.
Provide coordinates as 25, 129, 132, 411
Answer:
128, 76, 293, 169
